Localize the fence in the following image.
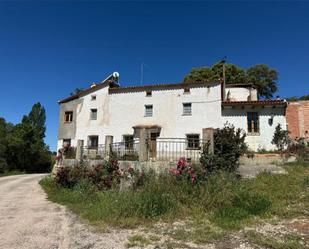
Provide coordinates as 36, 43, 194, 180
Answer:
150, 138, 208, 163
82, 139, 139, 161
81, 137, 209, 162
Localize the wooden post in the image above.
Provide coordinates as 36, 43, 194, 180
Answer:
202, 128, 214, 155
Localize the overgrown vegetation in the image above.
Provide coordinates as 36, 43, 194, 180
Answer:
0, 103, 52, 173
200, 124, 247, 174
41, 161, 308, 234
272, 123, 290, 151
40, 124, 308, 246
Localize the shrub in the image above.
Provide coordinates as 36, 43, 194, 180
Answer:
272, 124, 290, 151
169, 157, 199, 184
54, 166, 72, 187
286, 137, 309, 160
200, 124, 247, 174
0, 157, 8, 173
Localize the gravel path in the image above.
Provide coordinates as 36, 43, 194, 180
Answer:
0, 174, 131, 249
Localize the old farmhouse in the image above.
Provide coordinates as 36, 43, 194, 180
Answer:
57, 73, 287, 160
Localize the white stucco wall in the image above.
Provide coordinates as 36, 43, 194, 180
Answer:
57, 83, 286, 152
222, 106, 287, 151
225, 86, 258, 101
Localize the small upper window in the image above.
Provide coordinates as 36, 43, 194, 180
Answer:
186, 134, 200, 149
247, 112, 259, 134
183, 103, 192, 116
91, 95, 96, 101
90, 109, 97, 120
145, 105, 153, 117
184, 88, 190, 94
146, 91, 152, 97
64, 111, 73, 123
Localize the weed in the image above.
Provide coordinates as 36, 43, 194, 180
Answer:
127, 234, 151, 248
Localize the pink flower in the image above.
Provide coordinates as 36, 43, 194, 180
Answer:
177, 157, 187, 170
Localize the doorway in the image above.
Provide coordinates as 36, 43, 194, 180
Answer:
149, 132, 159, 159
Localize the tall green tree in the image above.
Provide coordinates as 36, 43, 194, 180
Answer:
4, 103, 52, 173
246, 64, 278, 99
22, 102, 46, 142
183, 63, 278, 99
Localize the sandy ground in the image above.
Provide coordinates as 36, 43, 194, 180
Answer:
0, 174, 132, 249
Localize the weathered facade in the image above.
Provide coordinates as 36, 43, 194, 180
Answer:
57, 73, 287, 152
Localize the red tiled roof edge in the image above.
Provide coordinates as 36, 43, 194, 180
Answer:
108, 81, 220, 94
222, 100, 287, 106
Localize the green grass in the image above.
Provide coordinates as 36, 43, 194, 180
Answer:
0, 170, 25, 177
40, 162, 309, 244
245, 231, 306, 249
127, 234, 151, 248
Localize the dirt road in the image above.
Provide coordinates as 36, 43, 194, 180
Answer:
0, 174, 131, 249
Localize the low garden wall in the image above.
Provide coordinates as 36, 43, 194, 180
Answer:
239, 153, 296, 166
53, 153, 297, 176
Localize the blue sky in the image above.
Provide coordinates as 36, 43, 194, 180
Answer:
0, 1, 308, 151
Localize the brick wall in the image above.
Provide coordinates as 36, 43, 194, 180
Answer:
286, 100, 309, 140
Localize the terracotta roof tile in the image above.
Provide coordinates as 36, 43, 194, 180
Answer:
222, 100, 287, 106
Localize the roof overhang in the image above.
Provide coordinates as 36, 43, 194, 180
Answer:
222, 100, 287, 108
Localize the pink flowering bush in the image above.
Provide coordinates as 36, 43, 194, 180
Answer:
169, 157, 199, 184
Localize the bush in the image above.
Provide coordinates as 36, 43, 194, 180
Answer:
200, 124, 247, 174
272, 124, 290, 151
286, 137, 309, 160
0, 157, 8, 173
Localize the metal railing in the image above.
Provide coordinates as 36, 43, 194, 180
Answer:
149, 138, 207, 163
110, 140, 139, 161
82, 144, 107, 160
82, 137, 207, 163
82, 139, 139, 161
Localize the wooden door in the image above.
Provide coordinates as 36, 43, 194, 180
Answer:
149, 133, 158, 158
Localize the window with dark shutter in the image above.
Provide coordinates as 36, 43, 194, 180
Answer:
145, 105, 153, 117
90, 109, 97, 120
247, 112, 259, 134
183, 103, 192, 116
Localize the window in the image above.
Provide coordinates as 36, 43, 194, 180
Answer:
247, 112, 259, 134
183, 103, 192, 116
90, 109, 97, 120
123, 135, 134, 150
88, 136, 98, 148
62, 139, 71, 147
184, 88, 190, 94
91, 95, 96, 101
64, 111, 73, 123
146, 91, 152, 97
186, 134, 200, 149
145, 105, 153, 117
